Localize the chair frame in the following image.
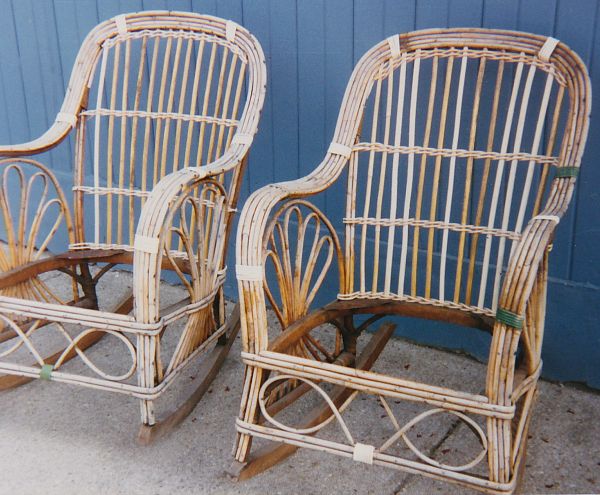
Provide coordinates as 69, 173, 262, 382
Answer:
231, 28, 590, 494
0, 11, 266, 443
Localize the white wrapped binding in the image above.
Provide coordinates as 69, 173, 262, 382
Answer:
134, 235, 160, 254
231, 133, 254, 146
533, 214, 560, 224
353, 443, 375, 464
114, 14, 127, 36
539, 37, 559, 62
387, 35, 401, 58
328, 142, 352, 159
226, 20, 237, 42
236, 264, 264, 281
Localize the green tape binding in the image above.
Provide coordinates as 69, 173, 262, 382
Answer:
555, 166, 579, 178
496, 308, 524, 329
39, 364, 54, 380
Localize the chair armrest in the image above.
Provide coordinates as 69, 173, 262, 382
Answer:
0, 119, 74, 158
235, 152, 348, 353
132, 144, 249, 324
487, 176, 577, 409
237, 153, 347, 268
497, 177, 576, 319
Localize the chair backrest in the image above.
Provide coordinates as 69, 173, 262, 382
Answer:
60, 12, 265, 251
330, 29, 589, 316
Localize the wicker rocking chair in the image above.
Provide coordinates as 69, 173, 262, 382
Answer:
0, 11, 265, 443
231, 29, 589, 493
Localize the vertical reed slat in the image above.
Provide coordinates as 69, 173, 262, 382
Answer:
359, 70, 383, 293
184, 39, 206, 167
128, 36, 148, 244
490, 63, 537, 309
424, 55, 454, 298
206, 48, 231, 164
477, 59, 524, 308
410, 56, 438, 295
215, 53, 239, 162
106, 42, 122, 244
197, 43, 218, 167
465, 60, 504, 305
172, 38, 194, 171
371, 66, 395, 292
226, 62, 247, 150
439, 50, 468, 301
93, 47, 109, 244
512, 72, 554, 243
141, 37, 161, 195
532, 85, 564, 216
160, 36, 183, 179
117, 39, 131, 245
453, 57, 486, 302
383, 54, 407, 294
397, 54, 420, 296
152, 36, 173, 186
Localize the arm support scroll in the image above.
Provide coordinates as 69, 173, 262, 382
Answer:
132, 145, 251, 325
236, 153, 349, 354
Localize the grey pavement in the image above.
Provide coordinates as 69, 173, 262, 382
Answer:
0, 269, 598, 495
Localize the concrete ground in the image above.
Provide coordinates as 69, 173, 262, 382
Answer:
0, 269, 598, 495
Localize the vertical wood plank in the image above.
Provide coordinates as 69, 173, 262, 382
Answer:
242, 0, 273, 196
383, 0, 416, 36
0, 0, 31, 143
323, 0, 353, 221
543, 0, 595, 282
298, 0, 325, 210
416, 0, 450, 29
269, 0, 298, 184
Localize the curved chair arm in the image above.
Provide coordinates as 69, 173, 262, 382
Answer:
0, 120, 74, 158
497, 177, 576, 318
237, 152, 347, 266
236, 152, 349, 353
132, 143, 252, 325
487, 176, 576, 408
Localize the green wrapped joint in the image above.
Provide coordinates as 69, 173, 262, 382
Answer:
39, 364, 54, 380
496, 308, 524, 329
555, 166, 579, 178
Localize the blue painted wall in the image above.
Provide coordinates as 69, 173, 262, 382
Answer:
0, 0, 598, 387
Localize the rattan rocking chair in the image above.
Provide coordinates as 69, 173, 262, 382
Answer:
0, 11, 265, 443
231, 29, 589, 493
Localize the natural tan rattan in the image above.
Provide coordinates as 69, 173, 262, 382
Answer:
0, 11, 266, 442
231, 29, 590, 494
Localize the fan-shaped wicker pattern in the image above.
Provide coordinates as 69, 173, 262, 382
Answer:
0, 11, 266, 441
232, 29, 590, 494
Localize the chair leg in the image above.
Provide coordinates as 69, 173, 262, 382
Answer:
137, 304, 241, 445
233, 364, 265, 463
137, 335, 157, 427
139, 399, 156, 427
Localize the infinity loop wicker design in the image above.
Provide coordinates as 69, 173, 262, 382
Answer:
254, 374, 488, 473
